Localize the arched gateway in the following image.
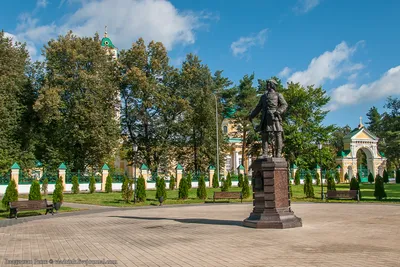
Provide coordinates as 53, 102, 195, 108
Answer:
336, 118, 386, 182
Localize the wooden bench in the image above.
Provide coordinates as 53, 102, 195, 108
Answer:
9, 199, 54, 219
213, 192, 243, 203
326, 190, 359, 202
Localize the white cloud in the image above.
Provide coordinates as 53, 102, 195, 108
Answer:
328, 66, 400, 111
230, 28, 268, 57
278, 67, 292, 78
36, 0, 49, 8
293, 0, 320, 14
3, 32, 37, 58
287, 41, 364, 87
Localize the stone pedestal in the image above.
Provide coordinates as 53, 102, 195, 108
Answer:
243, 157, 302, 229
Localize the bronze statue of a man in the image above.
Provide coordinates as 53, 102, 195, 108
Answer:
249, 79, 287, 158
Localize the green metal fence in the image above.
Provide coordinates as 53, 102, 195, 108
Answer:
66, 170, 101, 184
0, 172, 10, 185
40, 171, 58, 184
18, 171, 35, 185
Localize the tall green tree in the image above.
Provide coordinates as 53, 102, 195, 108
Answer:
366, 106, 382, 135
34, 31, 120, 171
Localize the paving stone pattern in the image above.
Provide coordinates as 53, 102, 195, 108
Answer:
0, 203, 400, 267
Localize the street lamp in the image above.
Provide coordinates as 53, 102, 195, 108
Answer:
211, 93, 220, 184
317, 141, 323, 200
132, 143, 138, 203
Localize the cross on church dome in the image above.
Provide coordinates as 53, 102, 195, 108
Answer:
358, 116, 364, 129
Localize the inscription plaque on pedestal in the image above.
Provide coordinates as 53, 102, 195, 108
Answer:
243, 157, 302, 229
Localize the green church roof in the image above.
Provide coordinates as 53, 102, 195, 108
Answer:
337, 150, 351, 157
101, 37, 115, 49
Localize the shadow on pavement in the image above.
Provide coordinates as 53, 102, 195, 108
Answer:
109, 215, 243, 226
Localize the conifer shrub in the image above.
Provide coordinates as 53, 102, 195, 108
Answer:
71, 175, 80, 194
344, 173, 349, 182
169, 175, 175, 190
2, 179, 18, 211
196, 175, 207, 200
315, 172, 320, 186
368, 172, 374, 184
178, 177, 189, 199
226, 172, 232, 187
374, 174, 387, 200
186, 173, 192, 189
350, 177, 361, 199
156, 177, 167, 200
220, 178, 229, 192
303, 172, 314, 198
294, 170, 300, 185
288, 176, 293, 198
357, 172, 361, 183
212, 171, 219, 188
238, 173, 244, 187
242, 175, 250, 199
121, 176, 133, 203
105, 174, 112, 193
29, 180, 42, 200
52, 177, 64, 204
396, 169, 400, 184
89, 176, 96, 193
41, 177, 48, 196
136, 175, 146, 202
383, 170, 389, 184
335, 171, 340, 184
326, 172, 336, 191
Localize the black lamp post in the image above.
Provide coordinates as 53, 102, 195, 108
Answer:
317, 141, 323, 200
133, 143, 138, 203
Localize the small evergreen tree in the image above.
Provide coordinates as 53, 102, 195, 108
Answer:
350, 177, 361, 200
315, 172, 320, 186
52, 177, 64, 203
238, 173, 244, 187
212, 171, 219, 188
344, 173, 349, 182
169, 175, 175, 190
121, 176, 133, 203
374, 174, 387, 200
396, 169, 400, 184
178, 177, 189, 199
327, 172, 336, 191
242, 175, 250, 198
335, 171, 340, 184
288, 176, 293, 198
294, 170, 300, 185
368, 172, 374, 184
226, 172, 232, 188
136, 175, 146, 202
89, 176, 96, 193
357, 172, 361, 183
156, 177, 167, 200
29, 180, 42, 200
303, 172, 314, 198
41, 177, 48, 196
2, 179, 18, 211
186, 173, 192, 189
105, 175, 112, 193
383, 170, 389, 184
197, 175, 207, 200
221, 178, 229, 192
71, 175, 80, 194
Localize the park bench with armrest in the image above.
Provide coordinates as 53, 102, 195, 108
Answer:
325, 190, 359, 202
9, 199, 54, 219
213, 192, 243, 203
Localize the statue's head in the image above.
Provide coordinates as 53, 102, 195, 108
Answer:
266, 79, 278, 91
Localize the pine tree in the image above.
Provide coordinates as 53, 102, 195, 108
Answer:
374, 175, 387, 200
212, 171, 219, 188
238, 173, 244, 187
326, 172, 336, 191
226, 172, 232, 188
89, 176, 96, 193
121, 176, 133, 203
2, 179, 18, 211
136, 175, 146, 202
315, 172, 320, 186
156, 177, 167, 200
383, 170, 389, 184
105, 175, 112, 193
196, 175, 207, 200
186, 173, 192, 189
41, 177, 48, 196
368, 172, 374, 184
220, 178, 229, 192
178, 177, 189, 200
169, 175, 175, 190
71, 175, 80, 194
396, 169, 400, 184
294, 170, 300, 185
28, 180, 42, 200
242, 175, 250, 199
52, 177, 64, 203
303, 172, 314, 198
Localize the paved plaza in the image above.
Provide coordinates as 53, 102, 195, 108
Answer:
1, 202, 400, 267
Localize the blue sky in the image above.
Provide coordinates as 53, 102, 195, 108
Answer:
2, 0, 400, 128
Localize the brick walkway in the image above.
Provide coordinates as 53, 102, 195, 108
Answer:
1, 203, 399, 267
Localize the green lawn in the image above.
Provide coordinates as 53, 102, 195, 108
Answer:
29, 182, 400, 207
0, 206, 80, 220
